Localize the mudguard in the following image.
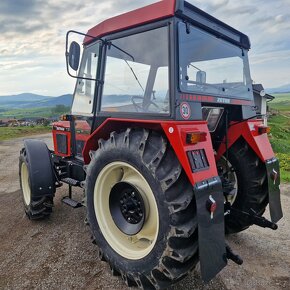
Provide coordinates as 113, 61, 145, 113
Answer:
83, 118, 227, 282
217, 119, 283, 223
194, 177, 227, 282
265, 158, 283, 223
23, 139, 55, 197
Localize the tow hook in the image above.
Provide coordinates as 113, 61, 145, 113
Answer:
225, 203, 278, 230
225, 243, 243, 265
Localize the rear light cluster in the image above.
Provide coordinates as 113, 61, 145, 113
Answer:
187, 149, 209, 172
186, 132, 207, 144
257, 125, 271, 135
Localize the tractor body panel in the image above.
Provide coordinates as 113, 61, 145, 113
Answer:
52, 121, 71, 157
216, 120, 275, 162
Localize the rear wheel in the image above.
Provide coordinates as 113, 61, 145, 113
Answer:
86, 128, 198, 289
19, 148, 54, 219
223, 139, 268, 234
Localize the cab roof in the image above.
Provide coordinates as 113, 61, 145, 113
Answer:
84, 0, 250, 50
84, 0, 176, 43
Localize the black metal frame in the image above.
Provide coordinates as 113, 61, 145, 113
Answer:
94, 19, 176, 121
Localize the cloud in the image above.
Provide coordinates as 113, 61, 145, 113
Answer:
0, 0, 289, 95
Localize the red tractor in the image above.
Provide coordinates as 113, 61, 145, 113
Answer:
19, 0, 283, 289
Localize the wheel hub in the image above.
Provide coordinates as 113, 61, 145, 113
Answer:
109, 182, 145, 235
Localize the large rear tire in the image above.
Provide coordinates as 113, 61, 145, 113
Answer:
224, 139, 268, 234
86, 128, 198, 289
19, 148, 54, 219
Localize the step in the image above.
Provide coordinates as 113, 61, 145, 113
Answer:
62, 196, 83, 208
62, 177, 80, 186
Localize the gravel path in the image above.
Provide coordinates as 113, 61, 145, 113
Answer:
0, 133, 289, 290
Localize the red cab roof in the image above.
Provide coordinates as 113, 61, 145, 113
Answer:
84, 0, 176, 43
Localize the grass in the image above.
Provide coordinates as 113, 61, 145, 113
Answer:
269, 93, 290, 112
268, 92, 290, 182
0, 126, 51, 141
0, 106, 70, 119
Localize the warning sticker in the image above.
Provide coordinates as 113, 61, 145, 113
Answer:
180, 102, 191, 120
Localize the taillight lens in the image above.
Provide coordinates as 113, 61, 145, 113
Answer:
257, 125, 270, 135
186, 132, 207, 144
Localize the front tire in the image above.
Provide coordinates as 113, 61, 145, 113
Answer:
19, 148, 54, 219
86, 128, 198, 289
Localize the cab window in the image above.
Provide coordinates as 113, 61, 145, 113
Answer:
101, 26, 169, 114
71, 43, 100, 115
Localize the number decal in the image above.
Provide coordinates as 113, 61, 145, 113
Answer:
180, 102, 191, 120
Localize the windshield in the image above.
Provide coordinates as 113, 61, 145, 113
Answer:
178, 22, 253, 100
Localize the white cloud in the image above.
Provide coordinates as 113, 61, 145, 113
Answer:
0, 0, 289, 95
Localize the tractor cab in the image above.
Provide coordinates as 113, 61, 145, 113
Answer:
55, 0, 256, 159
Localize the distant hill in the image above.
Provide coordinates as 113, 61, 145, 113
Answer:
0, 93, 73, 109
267, 84, 290, 94
25, 94, 73, 108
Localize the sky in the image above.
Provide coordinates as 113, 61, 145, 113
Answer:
0, 0, 289, 96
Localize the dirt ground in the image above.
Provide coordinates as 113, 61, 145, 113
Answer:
0, 133, 289, 290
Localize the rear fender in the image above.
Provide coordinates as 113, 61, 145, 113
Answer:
84, 118, 226, 282
216, 120, 283, 223
216, 120, 275, 162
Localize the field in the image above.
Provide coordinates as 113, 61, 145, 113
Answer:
0, 126, 51, 141
269, 93, 290, 112
268, 93, 290, 182
0, 105, 70, 119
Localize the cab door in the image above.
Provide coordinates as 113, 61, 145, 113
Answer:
70, 41, 102, 158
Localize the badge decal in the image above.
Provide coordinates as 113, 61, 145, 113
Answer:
180, 102, 191, 120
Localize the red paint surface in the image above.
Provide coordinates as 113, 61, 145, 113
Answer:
52, 120, 91, 157
84, 0, 176, 43
52, 130, 72, 157
83, 118, 218, 185
216, 120, 275, 162
52, 121, 71, 157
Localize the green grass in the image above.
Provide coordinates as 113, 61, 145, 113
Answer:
269, 93, 290, 112
267, 93, 290, 182
0, 126, 51, 141
0, 106, 70, 119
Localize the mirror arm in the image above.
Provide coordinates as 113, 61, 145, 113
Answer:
65, 30, 105, 80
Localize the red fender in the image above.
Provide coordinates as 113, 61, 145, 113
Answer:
83, 118, 218, 185
216, 120, 275, 162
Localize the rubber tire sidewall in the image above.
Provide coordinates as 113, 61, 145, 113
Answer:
86, 147, 170, 276
225, 141, 268, 234
19, 153, 31, 215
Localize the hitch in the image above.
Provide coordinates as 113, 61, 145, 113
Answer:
225, 244, 243, 265
226, 204, 278, 230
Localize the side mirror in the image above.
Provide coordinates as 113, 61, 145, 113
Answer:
68, 41, 80, 71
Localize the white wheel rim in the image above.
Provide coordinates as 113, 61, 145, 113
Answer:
93, 161, 159, 260
21, 162, 31, 206
219, 157, 238, 205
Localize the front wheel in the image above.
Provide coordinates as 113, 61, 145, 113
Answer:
19, 148, 54, 219
86, 128, 198, 289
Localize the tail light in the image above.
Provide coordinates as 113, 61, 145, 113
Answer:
186, 132, 207, 144
257, 125, 270, 135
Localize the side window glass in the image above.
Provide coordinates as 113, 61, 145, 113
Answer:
71, 43, 100, 115
152, 67, 169, 113
101, 26, 169, 114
